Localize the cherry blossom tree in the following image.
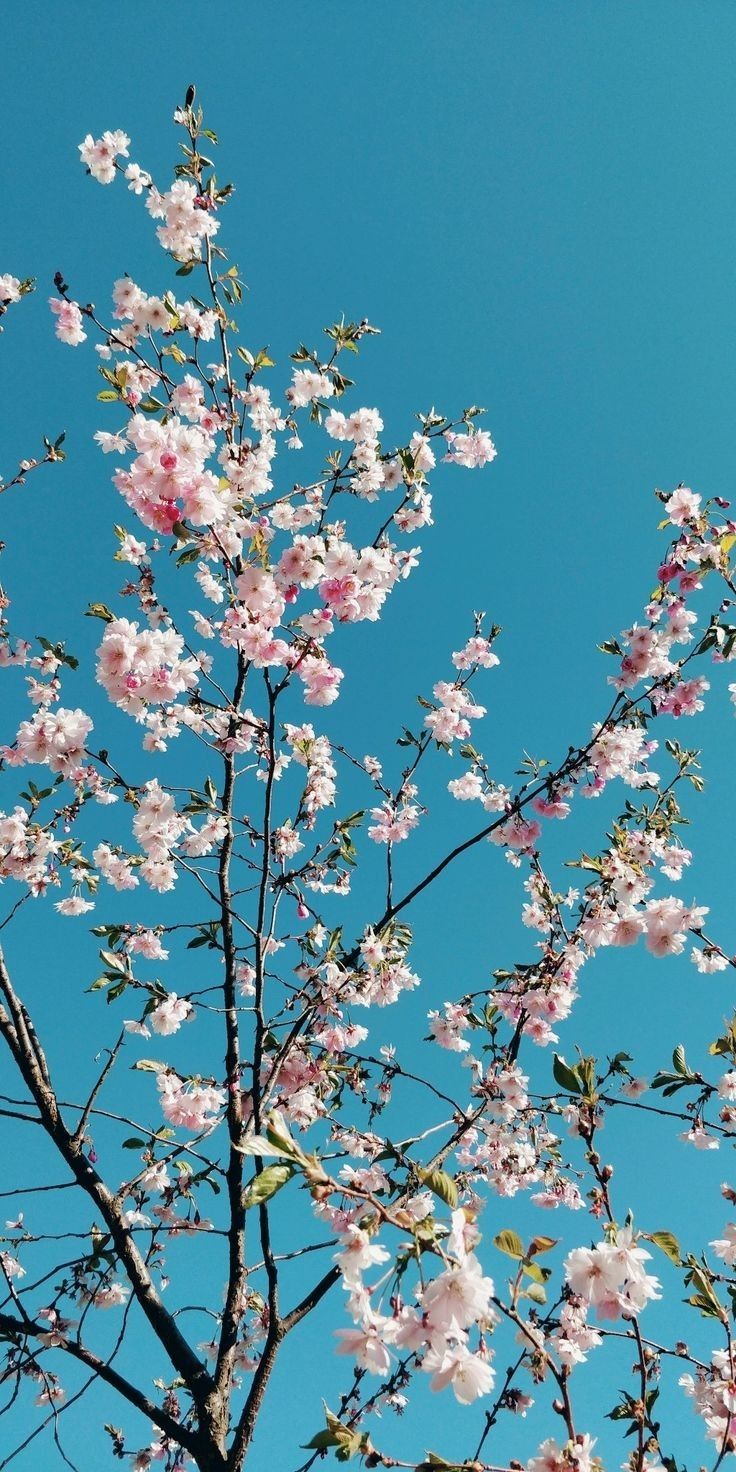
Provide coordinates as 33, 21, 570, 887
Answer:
2, 87, 736, 1472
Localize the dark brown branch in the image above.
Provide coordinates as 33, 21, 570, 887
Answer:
0, 1310, 196, 1452
0, 946, 213, 1415
213, 652, 248, 1418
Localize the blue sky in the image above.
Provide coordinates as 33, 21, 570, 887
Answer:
3, 2, 736, 1467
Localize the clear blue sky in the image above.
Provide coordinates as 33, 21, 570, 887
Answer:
3, 3, 736, 1467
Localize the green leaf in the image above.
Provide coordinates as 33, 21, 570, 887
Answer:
302, 1410, 367, 1463
684, 1260, 724, 1319
524, 1280, 547, 1305
553, 1054, 582, 1094
649, 1230, 682, 1265
417, 1167, 459, 1209
337, 810, 365, 831
85, 602, 114, 623
522, 1261, 551, 1284
99, 949, 127, 974
335, 1435, 365, 1462
242, 1164, 294, 1209
233, 1133, 292, 1159
265, 1111, 301, 1158
687, 1292, 723, 1319
176, 543, 201, 566
494, 1228, 525, 1260
303, 1431, 340, 1452
607, 1395, 635, 1423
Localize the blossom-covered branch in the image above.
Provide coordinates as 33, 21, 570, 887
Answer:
1, 87, 736, 1472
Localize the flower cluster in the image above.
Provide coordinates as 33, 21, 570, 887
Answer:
564, 1227, 661, 1319
334, 1211, 496, 1405
96, 617, 200, 714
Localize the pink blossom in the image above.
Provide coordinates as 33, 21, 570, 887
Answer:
444, 428, 497, 468
667, 485, 702, 526
54, 895, 95, 917
424, 1343, 495, 1403
49, 297, 87, 346
150, 993, 193, 1036
0, 274, 21, 304
79, 130, 130, 184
